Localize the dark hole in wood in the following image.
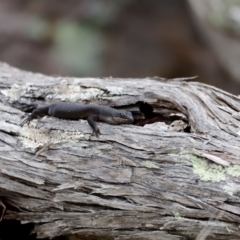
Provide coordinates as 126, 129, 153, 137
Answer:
0, 220, 37, 240
139, 101, 154, 118
184, 125, 191, 133
0, 219, 67, 240
134, 101, 189, 130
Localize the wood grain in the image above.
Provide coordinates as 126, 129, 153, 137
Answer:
0, 62, 240, 239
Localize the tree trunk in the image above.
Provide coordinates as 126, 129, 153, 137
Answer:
0, 62, 240, 240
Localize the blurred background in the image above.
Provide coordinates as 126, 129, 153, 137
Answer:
1, 0, 240, 94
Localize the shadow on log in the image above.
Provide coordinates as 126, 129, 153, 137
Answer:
0, 62, 240, 239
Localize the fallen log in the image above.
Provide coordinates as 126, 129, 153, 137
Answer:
0, 62, 240, 239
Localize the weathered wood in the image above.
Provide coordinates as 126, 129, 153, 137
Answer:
0, 62, 240, 239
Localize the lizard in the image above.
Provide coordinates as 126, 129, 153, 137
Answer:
20, 102, 134, 137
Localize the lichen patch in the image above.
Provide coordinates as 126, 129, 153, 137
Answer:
184, 151, 240, 183
185, 153, 226, 182
19, 127, 86, 149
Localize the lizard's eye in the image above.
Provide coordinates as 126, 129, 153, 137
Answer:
118, 112, 126, 119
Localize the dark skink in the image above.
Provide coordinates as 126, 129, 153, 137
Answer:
20, 103, 134, 137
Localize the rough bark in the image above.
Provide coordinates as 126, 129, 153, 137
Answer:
0, 62, 240, 240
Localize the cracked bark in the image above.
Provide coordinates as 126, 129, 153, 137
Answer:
0, 62, 240, 239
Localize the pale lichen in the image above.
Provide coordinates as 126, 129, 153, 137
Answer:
183, 152, 226, 182
183, 150, 240, 183
19, 126, 86, 150
1, 84, 25, 102
191, 156, 226, 182
222, 182, 239, 195
226, 165, 240, 177
46, 79, 105, 102
141, 161, 160, 169
173, 211, 183, 219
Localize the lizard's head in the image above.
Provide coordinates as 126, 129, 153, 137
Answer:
111, 110, 134, 124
